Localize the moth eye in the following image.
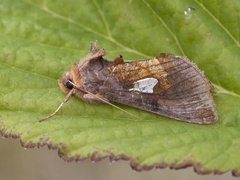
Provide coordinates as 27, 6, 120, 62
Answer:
65, 80, 74, 89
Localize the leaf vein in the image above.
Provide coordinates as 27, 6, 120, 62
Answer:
194, 0, 240, 48
141, 0, 185, 55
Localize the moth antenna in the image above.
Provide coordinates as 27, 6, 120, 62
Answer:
68, 81, 141, 120
39, 89, 74, 122
85, 92, 140, 120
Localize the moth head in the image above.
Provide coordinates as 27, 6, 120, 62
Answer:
58, 71, 74, 94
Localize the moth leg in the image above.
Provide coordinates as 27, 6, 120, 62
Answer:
83, 93, 108, 104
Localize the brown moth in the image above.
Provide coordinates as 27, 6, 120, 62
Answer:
40, 43, 218, 124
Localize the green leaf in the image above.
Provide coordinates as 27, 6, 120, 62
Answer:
0, 0, 240, 176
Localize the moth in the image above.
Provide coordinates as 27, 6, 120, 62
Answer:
40, 43, 218, 124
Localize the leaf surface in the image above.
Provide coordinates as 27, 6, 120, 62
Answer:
0, 0, 240, 176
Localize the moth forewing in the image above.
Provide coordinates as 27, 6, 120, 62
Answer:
40, 43, 218, 124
